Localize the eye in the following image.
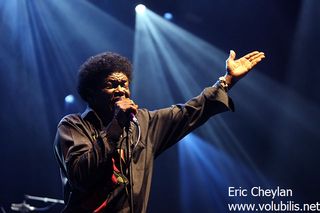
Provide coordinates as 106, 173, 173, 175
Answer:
104, 80, 129, 90
120, 82, 127, 88
124, 81, 130, 87
105, 82, 113, 89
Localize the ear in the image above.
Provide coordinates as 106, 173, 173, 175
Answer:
85, 89, 97, 105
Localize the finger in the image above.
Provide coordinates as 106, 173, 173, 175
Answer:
118, 105, 138, 115
128, 100, 138, 110
228, 50, 236, 60
115, 99, 135, 109
244, 51, 260, 59
249, 52, 265, 61
250, 56, 265, 66
128, 104, 138, 114
126, 100, 138, 110
117, 98, 133, 105
126, 103, 138, 109
122, 102, 137, 109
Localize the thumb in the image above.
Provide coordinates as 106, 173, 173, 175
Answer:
228, 50, 236, 60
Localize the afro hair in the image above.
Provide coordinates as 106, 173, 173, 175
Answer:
77, 52, 132, 103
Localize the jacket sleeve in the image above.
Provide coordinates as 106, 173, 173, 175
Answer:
148, 84, 234, 157
54, 116, 123, 192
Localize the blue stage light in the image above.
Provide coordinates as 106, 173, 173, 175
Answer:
65, 94, 75, 104
163, 12, 173, 20
135, 4, 146, 14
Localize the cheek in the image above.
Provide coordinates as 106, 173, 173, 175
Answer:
97, 90, 113, 103
102, 89, 114, 96
126, 89, 131, 97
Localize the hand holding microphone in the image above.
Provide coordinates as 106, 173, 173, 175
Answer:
114, 97, 138, 127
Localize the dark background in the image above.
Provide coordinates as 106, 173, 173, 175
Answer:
1, 0, 319, 212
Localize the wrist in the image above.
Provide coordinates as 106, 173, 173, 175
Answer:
223, 73, 239, 89
223, 74, 234, 85
217, 76, 230, 91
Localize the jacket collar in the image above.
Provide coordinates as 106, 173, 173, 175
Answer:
81, 106, 104, 129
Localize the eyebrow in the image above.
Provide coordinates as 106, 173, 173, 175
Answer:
106, 79, 128, 83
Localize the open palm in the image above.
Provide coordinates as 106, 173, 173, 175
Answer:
226, 50, 265, 78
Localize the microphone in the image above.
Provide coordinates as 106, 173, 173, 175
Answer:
114, 97, 139, 126
114, 107, 138, 122
130, 113, 139, 126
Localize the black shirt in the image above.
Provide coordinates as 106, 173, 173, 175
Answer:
54, 84, 233, 212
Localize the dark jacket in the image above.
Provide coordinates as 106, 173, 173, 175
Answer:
54, 85, 233, 212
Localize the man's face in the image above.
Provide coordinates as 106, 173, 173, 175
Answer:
96, 72, 130, 112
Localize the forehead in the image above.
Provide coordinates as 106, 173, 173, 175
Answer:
105, 72, 129, 82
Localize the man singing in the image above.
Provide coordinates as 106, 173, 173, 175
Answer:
54, 50, 265, 212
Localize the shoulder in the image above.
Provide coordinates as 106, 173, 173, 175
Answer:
136, 108, 150, 121
57, 113, 82, 128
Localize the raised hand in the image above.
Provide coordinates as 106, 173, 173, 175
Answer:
226, 50, 265, 79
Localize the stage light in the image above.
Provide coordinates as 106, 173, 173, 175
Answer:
64, 94, 75, 104
163, 12, 173, 20
135, 4, 146, 14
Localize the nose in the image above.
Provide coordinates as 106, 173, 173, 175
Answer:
114, 85, 125, 94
